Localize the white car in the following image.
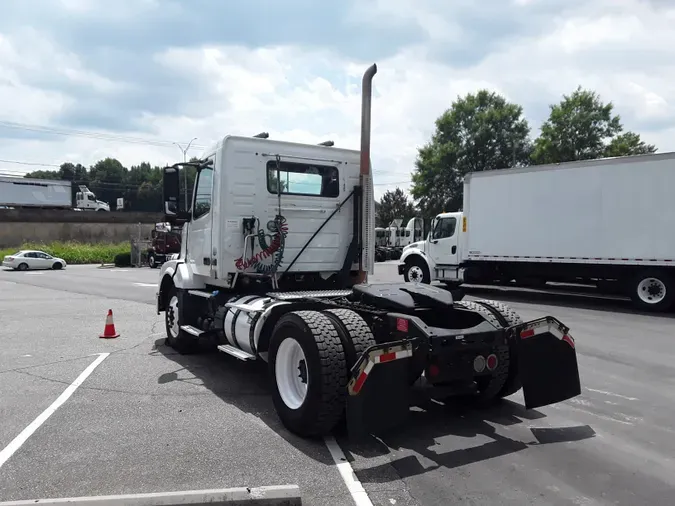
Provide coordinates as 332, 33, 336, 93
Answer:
2, 250, 67, 271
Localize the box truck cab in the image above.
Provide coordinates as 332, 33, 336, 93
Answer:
399, 211, 464, 285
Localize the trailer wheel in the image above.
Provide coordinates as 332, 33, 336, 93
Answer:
473, 299, 524, 399
164, 286, 198, 354
630, 270, 675, 312
403, 257, 430, 284
269, 310, 348, 437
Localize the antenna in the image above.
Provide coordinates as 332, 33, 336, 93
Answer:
318, 140, 334, 147
253, 132, 269, 139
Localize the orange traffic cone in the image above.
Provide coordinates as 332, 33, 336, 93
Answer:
99, 309, 120, 339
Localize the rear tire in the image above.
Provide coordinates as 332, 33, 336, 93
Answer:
473, 299, 524, 398
17, 263, 28, 271
454, 300, 511, 405
164, 285, 198, 354
269, 311, 348, 437
629, 270, 675, 312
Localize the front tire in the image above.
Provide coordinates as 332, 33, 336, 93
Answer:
52, 262, 63, 270
164, 286, 198, 354
403, 256, 430, 284
269, 311, 347, 438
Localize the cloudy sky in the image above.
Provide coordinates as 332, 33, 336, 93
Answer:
0, 0, 673, 199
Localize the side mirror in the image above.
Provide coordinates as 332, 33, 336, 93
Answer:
163, 166, 190, 222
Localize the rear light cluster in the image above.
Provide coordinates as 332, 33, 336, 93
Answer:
473, 353, 498, 373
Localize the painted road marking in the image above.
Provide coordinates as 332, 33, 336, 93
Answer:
324, 436, 374, 506
586, 388, 638, 401
0, 353, 110, 469
133, 283, 156, 287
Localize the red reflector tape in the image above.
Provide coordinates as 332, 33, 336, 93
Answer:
351, 370, 368, 394
396, 318, 409, 333
562, 334, 575, 349
379, 352, 397, 363
520, 328, 535, 339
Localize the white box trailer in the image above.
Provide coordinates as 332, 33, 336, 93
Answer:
0, 176, 110, 211
0, 176, 72, 208
399, 152, 675, 311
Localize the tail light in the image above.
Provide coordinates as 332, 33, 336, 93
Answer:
486, 354, 498, 371
4, 256, 13, 261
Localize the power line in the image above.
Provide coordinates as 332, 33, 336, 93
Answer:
0, 158, 60, 168
0, 119, 207, 149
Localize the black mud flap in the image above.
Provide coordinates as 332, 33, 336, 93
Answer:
345, 342, 413, 440
515, 317, 581, 410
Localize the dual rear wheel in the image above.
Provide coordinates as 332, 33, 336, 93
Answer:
268, 309, 376, 438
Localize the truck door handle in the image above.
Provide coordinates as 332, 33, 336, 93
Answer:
452, 246, 456, 254
431, 240, 438, 244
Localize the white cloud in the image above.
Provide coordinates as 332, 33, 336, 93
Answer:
0, 0, 674, 202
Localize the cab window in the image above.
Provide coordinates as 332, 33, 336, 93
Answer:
193, 158, 214, 219
432, 217, 457, 240
267, 160, 339, 198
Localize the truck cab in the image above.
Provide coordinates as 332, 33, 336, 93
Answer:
158, 136, 375, 294
147, 223, 182, 268
74, 185, 110, 211
399, 211, 464, 284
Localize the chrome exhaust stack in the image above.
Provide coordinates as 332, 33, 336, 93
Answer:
356, 63, 377, 283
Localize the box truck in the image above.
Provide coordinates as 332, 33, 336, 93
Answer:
399, 152, 675, 312
0, 176, 110, 211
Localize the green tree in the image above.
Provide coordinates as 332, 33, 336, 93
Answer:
376, 187, 415, 228
411, 90, 532, 216
604, 131, 657, 158
531, 86, 656, 164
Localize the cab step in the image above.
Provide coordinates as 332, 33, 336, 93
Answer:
180, 325, 204, 337
217, 344, 256, 361
187, 289, 215, 299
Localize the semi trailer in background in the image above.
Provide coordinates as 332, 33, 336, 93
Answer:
0, 176, 110, 211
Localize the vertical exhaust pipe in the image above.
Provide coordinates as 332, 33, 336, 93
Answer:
356, 63, 377, 284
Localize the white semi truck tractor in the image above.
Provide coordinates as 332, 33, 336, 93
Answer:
155, 64, 582, 439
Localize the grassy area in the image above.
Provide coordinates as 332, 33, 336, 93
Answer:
0, 241, 130, 264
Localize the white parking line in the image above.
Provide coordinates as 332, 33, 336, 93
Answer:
0, 353, 110, 469
324, 436, 374, 506
586, 388, 638, 402
133, 283, 156, 287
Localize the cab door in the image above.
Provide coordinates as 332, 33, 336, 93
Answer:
427, 215, 460, 279
186, 155, 215, 279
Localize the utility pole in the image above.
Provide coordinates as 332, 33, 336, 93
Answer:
174, 137, 198, 209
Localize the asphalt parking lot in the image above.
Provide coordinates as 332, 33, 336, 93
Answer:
1, 262, 674, 505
